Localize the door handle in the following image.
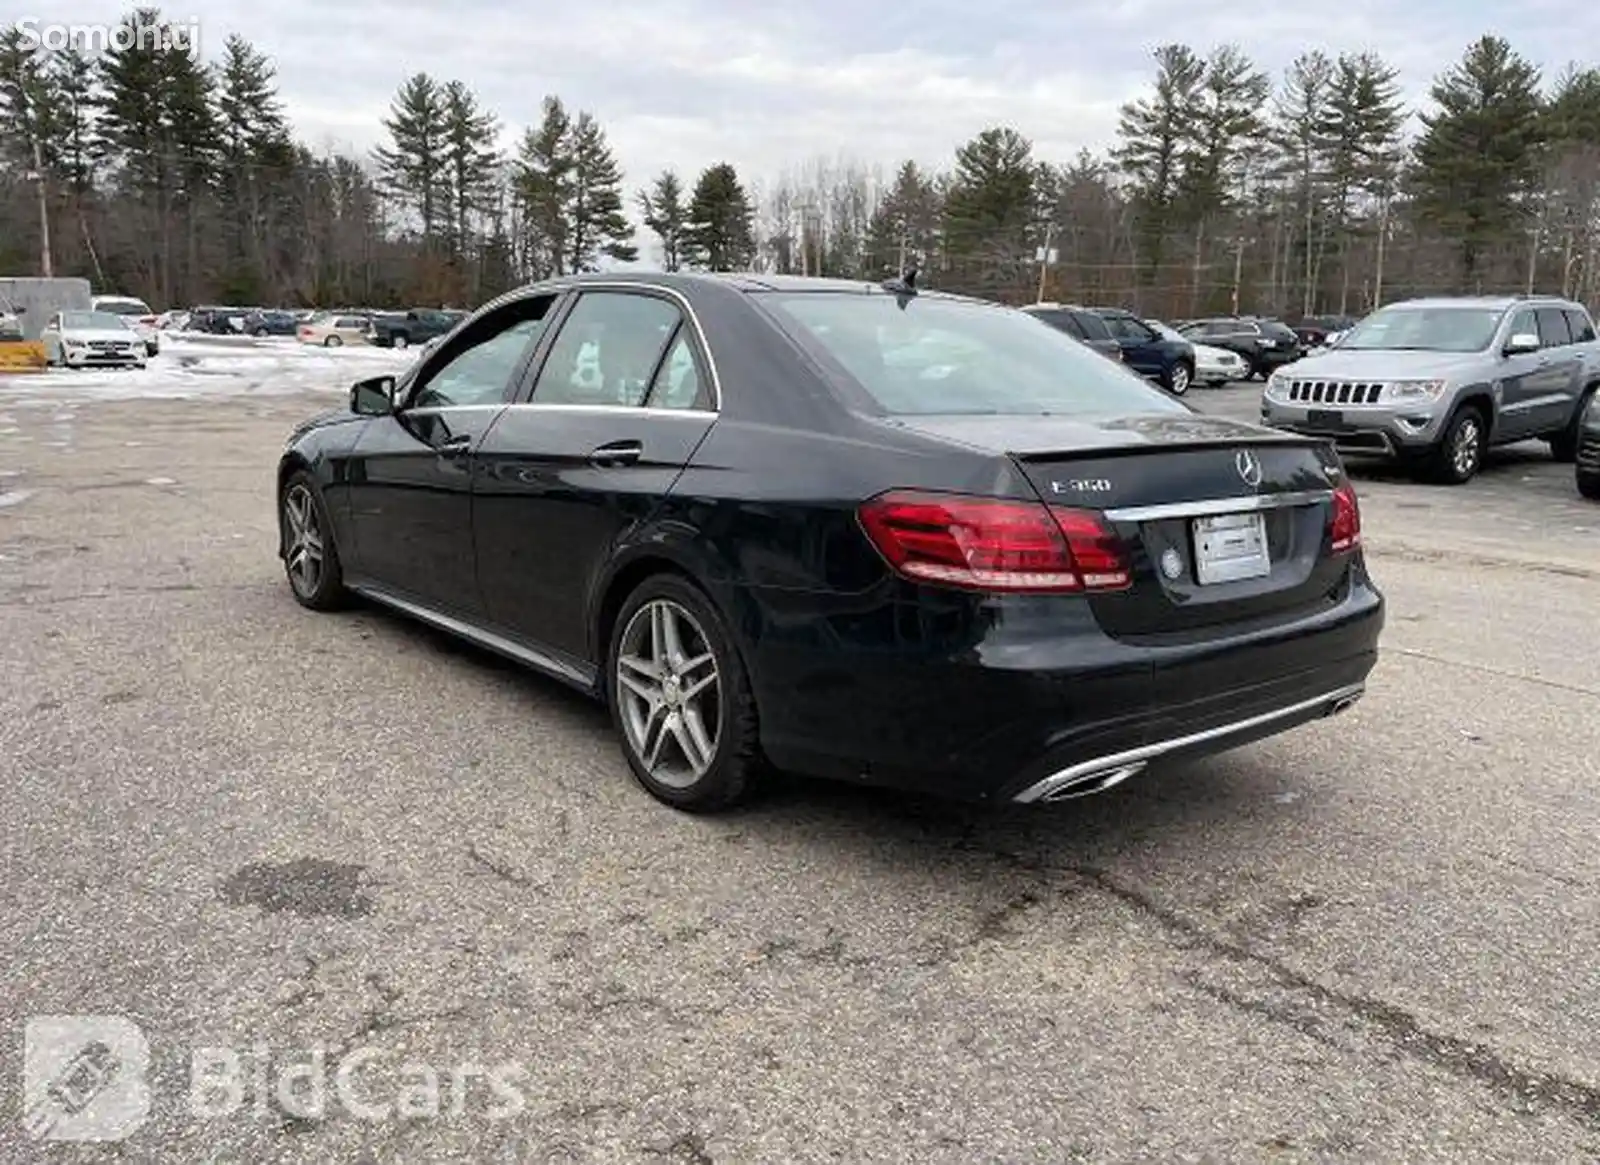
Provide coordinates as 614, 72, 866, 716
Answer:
437, 434, 473, 456
588, 440, 642, 467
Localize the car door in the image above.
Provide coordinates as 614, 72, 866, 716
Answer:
1104, 315, 1161, 377
473, 288, 719, 664
1495, 307, 1546, 440
342, 293, 561, 619
1529, 307, 1583, 434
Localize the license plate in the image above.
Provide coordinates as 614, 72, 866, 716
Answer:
1193, 512, 1270, 585
1306, 409, 1345, 429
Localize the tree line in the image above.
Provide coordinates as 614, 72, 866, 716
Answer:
1, 7, 1597, 320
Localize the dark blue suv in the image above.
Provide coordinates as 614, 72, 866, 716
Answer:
1089, 307, 1197, 395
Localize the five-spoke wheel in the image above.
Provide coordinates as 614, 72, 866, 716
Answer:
280, 471, 346, 609
607, 574, 760, 810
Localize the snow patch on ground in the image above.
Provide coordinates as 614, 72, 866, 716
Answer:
0, 334, 416, 404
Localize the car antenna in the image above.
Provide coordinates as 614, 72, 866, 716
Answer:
881, 264, 918, 306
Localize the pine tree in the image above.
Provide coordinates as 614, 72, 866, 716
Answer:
373, 72, 448, 244
943, 127, 1037, 246
565, 111, 636, 270
1271, 51, 1335, 313
683, 162, 755, 271
865, 160, 941, 275
513, 95, 574, 278
1113, 44, 1204, 282
440, 80, 500, 260
1411, 36, 1544, 286
638, 169, 687, 270
1320, 52, 1405, 310
48, 45, 99, 193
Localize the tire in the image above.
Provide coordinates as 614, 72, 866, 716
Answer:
279, 470, 348, 611
606, 573, 761, 812
323, 335, 342, 348
1163, 360, 1192, 395
1427, 404, 1488, 484
1579, 468, 1600, 500
1548, 387, 1595, 463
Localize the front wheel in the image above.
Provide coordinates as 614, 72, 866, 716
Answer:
323, 335, 342, 348
1164, 361, 1192, 395
280, 471, 348, 610
607, 574, 761, 812
391, 334, 409, 350
1426, 406, 1487, 484
1579, 470, 1600, 500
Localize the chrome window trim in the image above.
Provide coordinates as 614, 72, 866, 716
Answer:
1104, 489, 1332, 523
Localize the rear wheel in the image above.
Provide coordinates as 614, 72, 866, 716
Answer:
607, 574, 761, 812
323, 335, 342, 348
1163, 360, 1192, 396
280, 471, 348, 610
1548, 387, 1595, 462
1579, 470, 1600, 500
1426, 405, 1487, 484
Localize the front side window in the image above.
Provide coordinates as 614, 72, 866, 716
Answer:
759, 293, 1182, 417
408, 298, 554, 409
532, 292, 682, 407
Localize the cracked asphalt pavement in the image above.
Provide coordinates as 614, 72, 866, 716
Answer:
2, 387, 1598, 1161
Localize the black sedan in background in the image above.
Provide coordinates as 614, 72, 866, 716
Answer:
1178, 317, 1304, 380
278, 273, 1383, 812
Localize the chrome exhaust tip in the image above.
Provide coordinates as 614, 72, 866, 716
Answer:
1327, 690, 1363, 716
1036, 761, 1147, 803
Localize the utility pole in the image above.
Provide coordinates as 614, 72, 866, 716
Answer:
29, 139, 53, 278
1372, 194, 1391, 309
1035, 222, 1056, 304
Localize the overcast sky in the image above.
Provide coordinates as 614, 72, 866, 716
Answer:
21, 3, 1595, 200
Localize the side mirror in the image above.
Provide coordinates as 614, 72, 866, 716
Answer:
1503, 332, 1540, 356
350, 375, 396, 416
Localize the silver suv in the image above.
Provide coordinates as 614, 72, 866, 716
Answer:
1259, 295, 1600, 483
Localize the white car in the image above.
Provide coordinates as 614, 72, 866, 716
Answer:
1147, 320, 1248, 385
91, 295, 160, 355
41, 310, 148, 369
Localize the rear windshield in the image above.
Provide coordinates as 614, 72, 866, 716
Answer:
1337, 305, 1504, 352
758, 293, 1183, 417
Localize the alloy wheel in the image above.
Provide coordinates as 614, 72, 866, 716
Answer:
614, 599, 722, 789
1169, 364, 1190, 395
1452, 415, 1482, 478
282, 483, 325, 598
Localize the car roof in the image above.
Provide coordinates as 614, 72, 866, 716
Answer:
486, 270, 995, 309
1387, 295, 1581, 311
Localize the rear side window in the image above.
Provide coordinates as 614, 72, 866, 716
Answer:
1028, 309, 1084, 339
1536, 307, 1572, 347
758, 293, 1183, 418
1071, 311, 1113, 341
1565, 309, 1596, 342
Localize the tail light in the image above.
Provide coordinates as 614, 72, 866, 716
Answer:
857, 490, 1131, 593
1330, 481, 1361, 552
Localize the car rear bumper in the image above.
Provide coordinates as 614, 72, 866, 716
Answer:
751, 571, 1385, 802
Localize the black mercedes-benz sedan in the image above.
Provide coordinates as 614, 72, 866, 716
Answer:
277, 272, 1383, 812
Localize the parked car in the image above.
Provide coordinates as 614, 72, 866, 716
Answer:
188, 306, 259, 335
91, 295, 160, 355
41, 310, 147, 368
367, 308, 467, 349
1293, 315, 1361, 350
1019, 303, 1125, 363
245, 309, 301, 337
276, 272, 1382, 813
1148, 320, 1248, 385
1574, 389, 1600, 499
297, 312, 371, 347
1179, 317, 1303, 380
1087, 308, 1196, 394
1261, 295, 1600, 484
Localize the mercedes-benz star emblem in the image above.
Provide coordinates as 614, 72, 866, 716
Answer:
1235, 449, 1263, 487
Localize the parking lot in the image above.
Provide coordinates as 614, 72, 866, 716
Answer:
2, 364, 1598, 1160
